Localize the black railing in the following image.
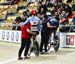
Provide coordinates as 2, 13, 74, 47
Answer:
59, 24, 75, 32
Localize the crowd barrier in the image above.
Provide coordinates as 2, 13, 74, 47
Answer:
0, 30, 21, 43
0, 30, 60, 44
0, 30, 75, 48
60, 32, 75, 47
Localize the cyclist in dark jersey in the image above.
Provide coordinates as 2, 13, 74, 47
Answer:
46, 12, 59, 45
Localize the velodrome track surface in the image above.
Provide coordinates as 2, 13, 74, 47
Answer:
0, 41, 75, 64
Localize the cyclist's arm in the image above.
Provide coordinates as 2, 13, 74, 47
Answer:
47, 22, 57, 28
27, 29, 36, 35
38, 18, 41, 31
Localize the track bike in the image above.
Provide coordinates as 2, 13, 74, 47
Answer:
28, 34, 40, 56
47, 32, 59, 52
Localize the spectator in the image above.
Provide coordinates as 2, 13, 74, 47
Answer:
45, 0, 61, 5
72, 4, 75, 11
26, 9, 31, 17
64, 4, 72, 17
12, 16, 22, 30
22, 11, 28, 22
38, 5, 46, 14
38, 5, 47, 20
55, 12, 60, 21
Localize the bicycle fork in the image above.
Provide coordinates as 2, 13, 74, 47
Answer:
51, 33, 55, 44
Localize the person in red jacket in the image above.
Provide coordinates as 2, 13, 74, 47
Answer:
18, 22, 36, 60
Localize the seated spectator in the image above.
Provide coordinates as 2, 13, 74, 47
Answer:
45, 0, 62, 5
38, 5, 47, 18
72, 4, 75, 11
59, 20, 70, 32
64, 4, 72, 17
12, 16, 22, 30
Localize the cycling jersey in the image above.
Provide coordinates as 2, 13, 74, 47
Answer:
20, 16, 41, 32
47, 16, 59, 26
49, 18, 59, 26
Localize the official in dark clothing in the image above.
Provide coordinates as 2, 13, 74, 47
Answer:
40, 15, 50, 53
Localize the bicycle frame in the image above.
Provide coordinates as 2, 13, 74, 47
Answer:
50, 32, 55, 44
47, 32, 59, 52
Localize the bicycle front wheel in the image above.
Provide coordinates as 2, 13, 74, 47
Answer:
54, 35, 60, 52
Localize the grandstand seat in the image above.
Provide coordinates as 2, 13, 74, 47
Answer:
0, 0, 5, 3
7, 5, 18, 14
0, 6, 4, 12
18, 9, 26, 16
16, 6, 27, 12
3, 5, 9, 9
68, 18, 73, 24
6, 16, 17, 23
0, 1, 27, 30
63, 0, 67, 3
18, 1, 27, 6
0, 11, 7, 20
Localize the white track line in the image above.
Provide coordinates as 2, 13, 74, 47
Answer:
0, 58, 17, 64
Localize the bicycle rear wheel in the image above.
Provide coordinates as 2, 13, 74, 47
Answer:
33, 41, 39, 56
